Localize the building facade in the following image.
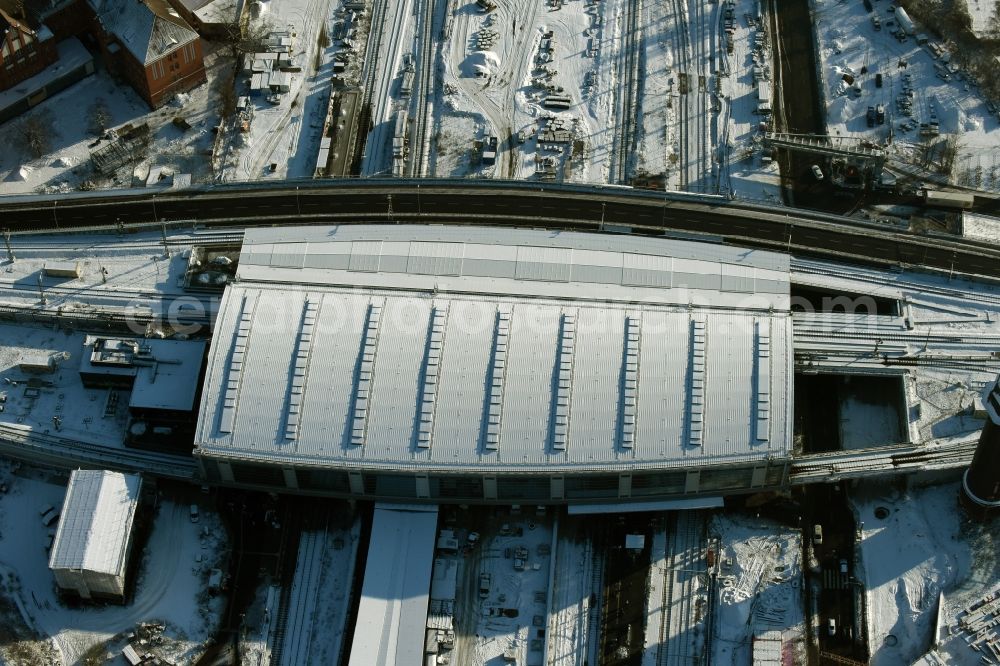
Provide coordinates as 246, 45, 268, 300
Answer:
0, 5, 58, 91
49, 469, 143, 599
89, 0, 206, 108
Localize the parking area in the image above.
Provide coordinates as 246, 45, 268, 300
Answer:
448, 506, 555, 666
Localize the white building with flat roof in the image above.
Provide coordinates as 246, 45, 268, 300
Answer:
49, 469, 142, 599
194, 225, 793, 505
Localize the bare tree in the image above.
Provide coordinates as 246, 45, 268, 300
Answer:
222, 13, 274, 59
87, 98, 113, 135
14, 110, 55, 158
219, 77, 238, 119
940, 134, 961, 177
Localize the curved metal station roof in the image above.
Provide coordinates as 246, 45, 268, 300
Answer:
194, 226, 793, 473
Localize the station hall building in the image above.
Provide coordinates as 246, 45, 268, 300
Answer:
193, 225, 793, 507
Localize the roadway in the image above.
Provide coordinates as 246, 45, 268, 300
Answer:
4, 180, 1000, 280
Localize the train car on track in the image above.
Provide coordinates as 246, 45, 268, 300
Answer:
923, 188, 974, 210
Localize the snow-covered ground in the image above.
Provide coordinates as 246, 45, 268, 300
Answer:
0, 45, 231, 196
0, 461, 227, 665
545, 518, 599, 666
220, 0, 344, 181
962, 211, 1000, 244
851, 477, 999, 666
455, 515, 554, 666
710, 513, 806, 666
812, 0, 1000, 192
967, 0, 999, 39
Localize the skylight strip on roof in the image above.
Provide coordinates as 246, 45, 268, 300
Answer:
219, 294, 257, 434
350, 300, 384, 447
283, 298, 319, 441
620, 314, 641, 449
416, 304, 450, 449
687, 317, 707, 448
755, 319, 771, 443
483, 306, 512, 451
551, 311, 577, 451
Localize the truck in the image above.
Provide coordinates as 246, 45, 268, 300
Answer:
478, 572, 491, 598
894, 6, 916, 35
866, 106, 876, 127
482, 135, 498, 165
875, 104, 885, 125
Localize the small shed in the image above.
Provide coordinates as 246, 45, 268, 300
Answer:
43, 261, 81, 278
250, 72, 271, 96
49, 470, 142, 599
269, 71, 292, 93
18, 354, 55, 374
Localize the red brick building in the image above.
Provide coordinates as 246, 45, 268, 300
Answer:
88, 0, 206, 108
0, 4, 58, 91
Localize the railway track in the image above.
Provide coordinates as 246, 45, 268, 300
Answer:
612, 0, 642, 184
278, 530, 326, 665
357, 0, 391, 174
0, 422, 196, 478
673, 0, 691, 191
662, 511, 705, 666
407, 0, 437, 176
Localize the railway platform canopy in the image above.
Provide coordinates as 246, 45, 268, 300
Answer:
193, 225, 794, 503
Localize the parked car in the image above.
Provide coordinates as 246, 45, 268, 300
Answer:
828, 617, 837, 636
478, 572, 492, 598
190, 504, 200, 523
813, 524, 824, 545
811, 164, 824, 181
839, 559, 849, 574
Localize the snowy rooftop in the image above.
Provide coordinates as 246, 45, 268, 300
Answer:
194, 226, 793, 473
348, 504, 437, 666
48, 469, 142, 576
0, 37, 93, 110
79, 336, 207, 412
88, 0, 198, 66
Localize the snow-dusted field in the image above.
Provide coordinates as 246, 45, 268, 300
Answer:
812, 0, 1000, 191
0, 462, 227, 665
852, 477, 999, 666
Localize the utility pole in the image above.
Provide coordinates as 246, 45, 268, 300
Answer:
52, 200, 59, 229
37, 272, 46, 305
296, 186, 301, 217
601, 201, 606, 227
387, 194, 394, 223
3, 230, 13, 262
160, 219, 170, 257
